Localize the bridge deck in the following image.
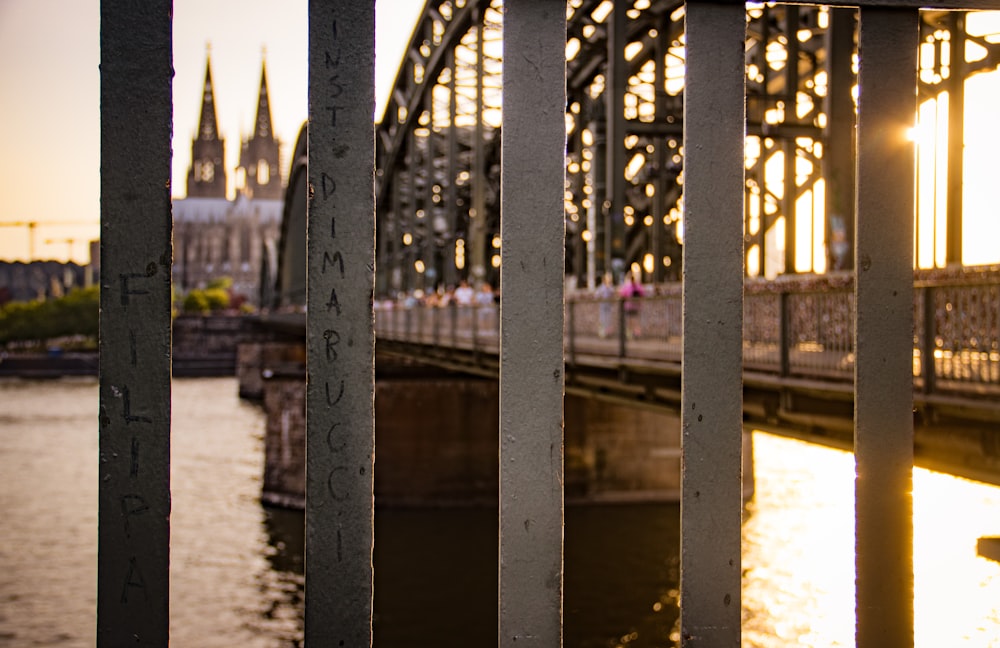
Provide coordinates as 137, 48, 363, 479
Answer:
374, 269, 1000, 400
367, 273, 1000, 486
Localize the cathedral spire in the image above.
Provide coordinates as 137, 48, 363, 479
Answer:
197, 48, 221, 142
253, 56, 273, 140
237, 50, 283, 200
186, 46, 227, 198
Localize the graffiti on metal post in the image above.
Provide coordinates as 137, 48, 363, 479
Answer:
109, 262, 164, 612
315, 15, 353, 552
120, 556, 149, 604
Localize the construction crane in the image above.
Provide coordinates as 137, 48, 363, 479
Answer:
45, 238, 82, 261
0, 220, 97, 260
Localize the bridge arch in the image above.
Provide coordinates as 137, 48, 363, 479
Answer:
272, 123, 309, 309
268, 1, 1000, 308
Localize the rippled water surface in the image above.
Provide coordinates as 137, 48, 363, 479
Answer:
1, 377, 999, 646
743, 433, 1000, 647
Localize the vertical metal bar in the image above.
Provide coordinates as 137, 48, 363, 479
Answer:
423, 89, 435, 291
759, 6, 771, 277
780, 291, 791, 377
854, 8, 917, 647
946, 12, 966, 266
407, 129, 418, 291
306, 2, 376, 645
417, 297, 425, 340
567, 134, 585, 287
446, 48, 459, 289
783, 139, 798, 274
97, 3, 172, 645
471, 7, 487, 283
606, 0, 628, 269
922, 285, 937, 394
651, 148, 666, 283
433, 301, 441, 347
450, 300, 458, 350
499, 0, 566, 644
994, 285, 1000, 386
591, 111, 609, 276
681, 2, 745, 645
825, 8, 857, 272
756, 156, 767, 275
391, 164, 402, 295
783, 5, 801, 274
652, 12, 670, 284
471, 298, 480, 352
618, 300, 627, 359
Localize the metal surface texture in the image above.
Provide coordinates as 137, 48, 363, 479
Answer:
97, 2, 173, 644
305, 1, 376, 644
854, 7, 918, 646
499, 0, 567, 644
680, 2, 746, 645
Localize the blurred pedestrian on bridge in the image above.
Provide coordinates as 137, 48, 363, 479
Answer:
620, 271, 644, 339
595, 273, 616, 339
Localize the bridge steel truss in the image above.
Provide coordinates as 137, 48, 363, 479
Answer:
374, 0, 1000, 297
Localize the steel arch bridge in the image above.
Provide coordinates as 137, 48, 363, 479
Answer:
272, 0, 1000, 308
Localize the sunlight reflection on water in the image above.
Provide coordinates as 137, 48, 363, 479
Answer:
743, 431, 1000, 647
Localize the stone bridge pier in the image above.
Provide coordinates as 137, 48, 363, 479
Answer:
244, 343, 752, 507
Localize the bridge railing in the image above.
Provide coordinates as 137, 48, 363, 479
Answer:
749, 287, 854, 379
376, 272, 1000, 398
917, 275, 1000, 392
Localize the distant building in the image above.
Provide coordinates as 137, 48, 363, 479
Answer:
172, 51, 284, 305
0, 261, 88, 305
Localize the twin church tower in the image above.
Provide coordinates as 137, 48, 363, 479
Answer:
185, 50, 283, 200
173, 50, 285, 305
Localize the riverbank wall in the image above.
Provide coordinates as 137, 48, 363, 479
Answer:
0, 351, 99, 378
0, 314, 286, 378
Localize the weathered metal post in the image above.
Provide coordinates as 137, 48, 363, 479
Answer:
681, 1, 746, 644
499, 0, 566, 644
97, 2, 173, 644
306, 1, 376, 644
854, 8, 917, 646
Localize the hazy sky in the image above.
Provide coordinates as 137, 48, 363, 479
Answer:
0, 0, 423, 263
3, 2, 1000, 268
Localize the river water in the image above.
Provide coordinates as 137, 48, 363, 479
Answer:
1, 377, 999, 647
